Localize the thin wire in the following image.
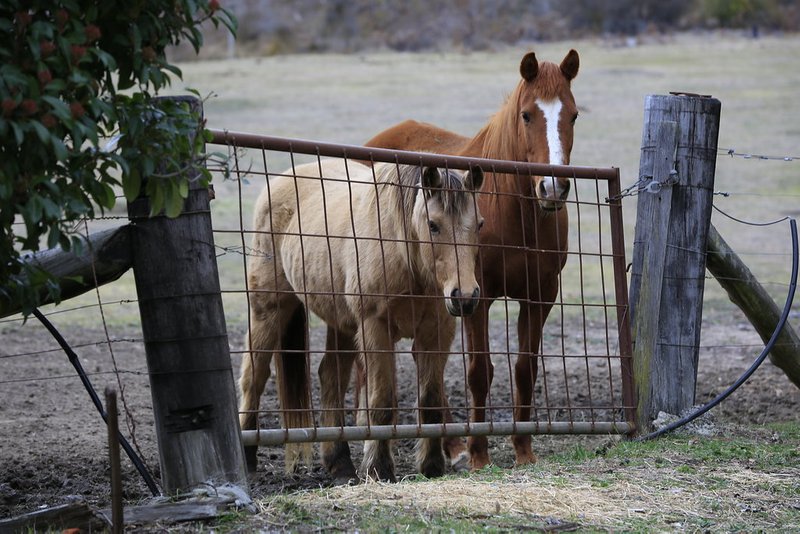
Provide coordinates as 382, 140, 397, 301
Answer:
82, 219, 148, 467
712, 203, 790, 227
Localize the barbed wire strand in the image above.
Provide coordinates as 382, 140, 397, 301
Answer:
81, 218, 151, 472
718, 147, 798, 162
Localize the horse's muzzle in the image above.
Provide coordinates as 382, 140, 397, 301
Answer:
537, 177, 571, 211
447, 287, 480, 317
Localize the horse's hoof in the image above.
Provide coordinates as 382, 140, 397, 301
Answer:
468, 452, 491, 471
420, 455, 446, 479
514, 452, 538, 467
332, 475, 358, 486
244, 446, 259, 473
364, 471, 396, 483
328, 464, 358, 486
449, 451, 470, 473
324, 451, 357, 485
359, 463, 396, 483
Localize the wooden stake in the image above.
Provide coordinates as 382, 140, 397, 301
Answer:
105, 387, 123, 534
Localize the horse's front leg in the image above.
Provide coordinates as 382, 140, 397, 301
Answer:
464, 300, 494, 470
319, 327, 358, 485
412, 313, 456, 478
357, 319, 397, 482
513, 299, 553, 466
412, 341, 469, 473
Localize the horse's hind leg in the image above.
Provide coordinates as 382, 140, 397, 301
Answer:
319, 328, 357, 485
238, 282, 302, 472
357, 319, 397, 482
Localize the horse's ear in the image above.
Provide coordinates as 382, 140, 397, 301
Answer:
421, 166, 442, 190
520, 52, 538, 82
560, 49, 580, 82
466, 166, 483, 191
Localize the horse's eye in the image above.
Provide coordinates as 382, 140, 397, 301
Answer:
428, 221, 440, 234
521, 111, 531, 124
477, 219, 484, 232
571, 113, 579, 125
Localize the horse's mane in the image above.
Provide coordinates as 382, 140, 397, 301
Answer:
478, 61, 566, 162
375, 164, 470, 217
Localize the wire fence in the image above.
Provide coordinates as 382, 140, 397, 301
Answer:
0, 139, 796, 479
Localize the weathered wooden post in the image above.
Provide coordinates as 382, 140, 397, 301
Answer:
629, 94, 721, 431
126, 96, 248, 494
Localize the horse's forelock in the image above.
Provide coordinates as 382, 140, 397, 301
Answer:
434, 170, 470, 216
382, 164, 471, 218
529, 61, 570, 100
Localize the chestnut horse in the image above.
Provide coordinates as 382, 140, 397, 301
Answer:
238, 160, 484, 483
357, 50, 580, 470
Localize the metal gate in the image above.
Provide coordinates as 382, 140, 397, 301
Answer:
209, 129, 635, 450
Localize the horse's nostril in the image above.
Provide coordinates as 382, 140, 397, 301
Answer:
560, 179, 571, 200
538, 180, 548, 198
471, 288, 480, 300
451, 288, 462, 299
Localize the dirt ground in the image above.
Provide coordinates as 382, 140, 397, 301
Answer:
1, 307, 798, 523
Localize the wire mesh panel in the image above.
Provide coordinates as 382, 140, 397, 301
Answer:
209, 130, 634, 469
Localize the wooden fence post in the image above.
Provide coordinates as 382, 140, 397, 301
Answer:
126, 96, 248, 494
629, 94, 722, 432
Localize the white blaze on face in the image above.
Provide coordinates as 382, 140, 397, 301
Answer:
535, 98, 566, 200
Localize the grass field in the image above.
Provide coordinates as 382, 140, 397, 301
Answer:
38, 32, 800, 328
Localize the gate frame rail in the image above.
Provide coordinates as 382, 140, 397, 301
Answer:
210, 129, 637, 444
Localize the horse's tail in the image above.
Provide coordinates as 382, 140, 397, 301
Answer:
275, 305, 314, 472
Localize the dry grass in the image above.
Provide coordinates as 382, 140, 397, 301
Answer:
254, 433, 800, 531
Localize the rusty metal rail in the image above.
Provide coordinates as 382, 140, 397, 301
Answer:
242, 421, 633, 446
210, 129, 620, 180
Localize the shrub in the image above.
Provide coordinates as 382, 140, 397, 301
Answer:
0, 0, 236, 315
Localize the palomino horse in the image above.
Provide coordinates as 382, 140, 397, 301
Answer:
359, 50, 580, 470
238, 159, 484, 483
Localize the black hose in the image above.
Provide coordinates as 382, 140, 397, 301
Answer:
32, 308, 161, 496
636, 218, 798, 441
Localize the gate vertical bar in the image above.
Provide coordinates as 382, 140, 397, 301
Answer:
629, 94, 721, 432
607, 168, 636, 427
127, 96, 248, 494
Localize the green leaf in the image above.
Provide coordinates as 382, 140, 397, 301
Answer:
31, 121, 51, 145
178, 178, 189, 199
123, 167, 142, 202
165, 185, 183, 218
149, 181, 164, 216
10, 121, 24, 145
41, 96, 71, 121
40, 197, 62, 220
51, 136, 68, 161
47, 225, 61, 249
